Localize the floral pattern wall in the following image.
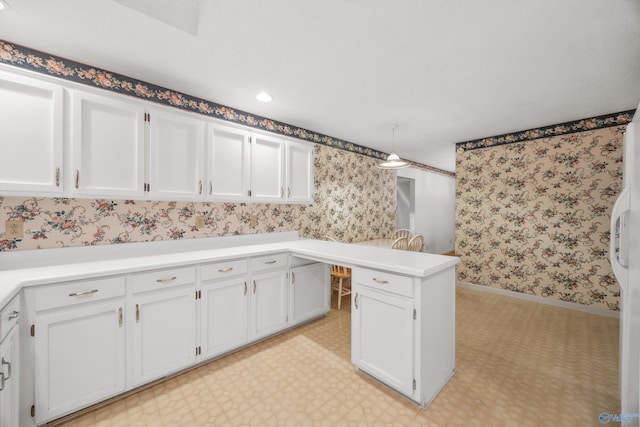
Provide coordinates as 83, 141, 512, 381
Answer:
0, 144, 396, 251
455, 123, 628, 312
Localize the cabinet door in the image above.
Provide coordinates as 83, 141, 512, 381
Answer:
208, 125, 250, 200
351, 286, 415, 396
285, 140, 314, 203
250, 269, 288, 340
250, 134, 284, 201
34, 300, 125, 424
200, 278, 248, 359
71, 91, 145, 197
290, 263, 329, 325
132, 287, 196, 386
0, 326, 19, 427
148, 108, 205, 199
0, 71, 63, 194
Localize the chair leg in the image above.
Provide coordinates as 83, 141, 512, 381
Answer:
337, 277, 343, 310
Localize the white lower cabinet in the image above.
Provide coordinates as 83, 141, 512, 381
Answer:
130, 270, 197, 387
250, 269, 289, 341
200, 277, 249, 359
34, 299, 125, 424
351, 286, 414, 396
289, 263, 329, 326
0, 295, 20, 427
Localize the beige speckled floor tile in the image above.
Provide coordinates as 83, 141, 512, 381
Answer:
56, 287, 619, 426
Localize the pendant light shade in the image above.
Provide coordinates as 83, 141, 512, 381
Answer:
377, 124, 408, 169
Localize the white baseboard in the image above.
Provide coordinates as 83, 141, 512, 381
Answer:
456, 281, 620, 319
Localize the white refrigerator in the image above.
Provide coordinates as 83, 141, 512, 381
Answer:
610, 105, 640, 422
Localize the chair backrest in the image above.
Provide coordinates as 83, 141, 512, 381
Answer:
407, 234, 424, 252
391, 236, 409, 250
330, 264, 351, 276
392, 229, 413, 240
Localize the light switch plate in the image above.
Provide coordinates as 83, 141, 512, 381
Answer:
195, 216, 205, 229
5, 220, 23, 240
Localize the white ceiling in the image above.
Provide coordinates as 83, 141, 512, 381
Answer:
1, 0, 639, 172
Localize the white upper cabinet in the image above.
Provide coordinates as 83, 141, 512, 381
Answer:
285, 139, 314, 204
148, 108, 205, 199
0, 71, 63, 194
208, 125, 250, 200
71, 91, 145, 197
250, 134, 285, 201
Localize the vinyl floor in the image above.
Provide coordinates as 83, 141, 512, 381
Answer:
57, 286, 619, 426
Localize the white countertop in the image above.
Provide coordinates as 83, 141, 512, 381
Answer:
0, 233, 459, 310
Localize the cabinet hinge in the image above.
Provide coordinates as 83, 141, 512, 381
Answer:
31, 404, 35, 417
144, 112, 151, 122
196, 346, 201, 356
413, 379, 416, 391
248, 190, 252, 197
30, 324, 35, 337
195, 290, 201, 300
413, 309, 416, 320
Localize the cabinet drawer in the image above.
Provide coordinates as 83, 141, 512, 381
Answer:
201, 259, 248, 281
353, 268, 414, 298
0, 294, 20, 341
130, 266, 196, 294
34, 277, 126, 312
250, 253, 288, 272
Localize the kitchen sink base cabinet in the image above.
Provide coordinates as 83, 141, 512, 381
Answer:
351, 266, 455, 408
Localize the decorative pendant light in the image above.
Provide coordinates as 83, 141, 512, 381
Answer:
377, 124, 408, 169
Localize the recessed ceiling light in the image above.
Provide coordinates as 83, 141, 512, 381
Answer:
256, 92, 272, 102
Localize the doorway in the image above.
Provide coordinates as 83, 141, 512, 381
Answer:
397, 177, 415, 230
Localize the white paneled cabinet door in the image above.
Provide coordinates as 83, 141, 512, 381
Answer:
71, 91, 145, 197
132, 287, 196, 386
208, 126, 250, 200
148, 109, 205, 199
250, 134, 284, 201
290, 263, 329, 326
0, 71, 63, 194
285, 140, 314, 203
34, 300, 125, 424
0, 326, 19, 427
200, 278, 248, 359
351, 286, 415, 397
250, 270, 288, 340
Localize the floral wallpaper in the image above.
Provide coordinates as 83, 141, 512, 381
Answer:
0, 145, 396, 251
0, 38, 453, 177
455, 123, 628, 312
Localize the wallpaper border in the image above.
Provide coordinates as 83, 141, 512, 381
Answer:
456, 110, 636, 151
0, 39, 455, 178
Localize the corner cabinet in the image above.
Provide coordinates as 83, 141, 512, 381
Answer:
70, 91, 146, 197
0, 71, 63, 195
351, 267, 456, 408
0, 295, 20, 427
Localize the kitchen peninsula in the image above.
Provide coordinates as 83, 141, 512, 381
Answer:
1, 232, 458, 425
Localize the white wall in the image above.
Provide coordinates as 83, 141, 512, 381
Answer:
397, 168, 455, 254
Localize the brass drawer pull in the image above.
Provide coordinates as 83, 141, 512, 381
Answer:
292, 272, 296, 284
55, 167, 60, 187
218, 267, 234, 273
7, 310, 19, 321
156, 276, 177, 283
287, 186, 291, 198
264, 260, 277, 265
354, 293, 359, 309
198, 180, 203, 194
243, 281, 247, 296
372, 278, 389, 285
253, 280, 257, 294
209, 181, 213, 195
69, 289, 98, 297
2, 357, 11, 380
136, 304, 140, 322
118, 307, 123, 327
74, 170, 80, 189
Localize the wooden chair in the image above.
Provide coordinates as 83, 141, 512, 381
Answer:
391, 236, 409, 250
407, 234, 424, 252
392, 229, 413, 240
322, 235, 352, 310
